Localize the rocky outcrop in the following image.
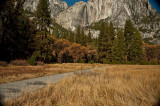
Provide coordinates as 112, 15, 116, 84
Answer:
23, 0, 68, 17
55, 1, 87, 31
55, 0, 160, 43
23, 0, 160, 44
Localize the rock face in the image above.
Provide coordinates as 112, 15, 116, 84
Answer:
23, 0, 68, 17
55, 0, 160, 43
23, 0, 160, 44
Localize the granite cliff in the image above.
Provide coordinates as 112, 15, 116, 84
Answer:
23, 0, 160, 44
23, 0, 68, 17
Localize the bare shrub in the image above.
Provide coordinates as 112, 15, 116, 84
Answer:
10, 60, 29, 66
0, 61, 8, 67
37, 61, 45, 66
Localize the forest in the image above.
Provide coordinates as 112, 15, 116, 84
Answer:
0, 0, 160, 65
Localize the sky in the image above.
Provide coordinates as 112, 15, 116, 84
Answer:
149, 0, 160, 13
62, 0, 88, 6
62, 0, 160, 13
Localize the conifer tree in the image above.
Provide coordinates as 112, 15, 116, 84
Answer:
105, 21, 115, 61
35, 0, 51, 29
0, 0, 34, 61
87, 30, 92, 44
81, 28, 87, 46
98, 22, 107, 62
75, 26, 81, 43
124, 19, 134, 61
33, 0, 54, 62
68, 31, 74, 42
108, 22, 115, 44
111, 29, 125, 63
128, 29, 143, 63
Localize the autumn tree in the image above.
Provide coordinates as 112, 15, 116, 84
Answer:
87, 45, 98, 62
68, 43, 88, 63
143, 44, 160, 63
53, 39, 71, 62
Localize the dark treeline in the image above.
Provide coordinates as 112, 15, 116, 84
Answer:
0, 0, 36, 62
0, 0, 159, 65
97, 20, 143, 64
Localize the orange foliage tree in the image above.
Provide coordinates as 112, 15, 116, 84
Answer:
143, 43, 160, 63
53, 39, 98, 63
53, 39, 71, 62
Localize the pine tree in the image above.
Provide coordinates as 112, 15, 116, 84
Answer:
111, 29, 125, 63
75, 25, 81, 43
87, 30, 92, 44
124, 19, 134, 61
0, 0, 34, 61
80, 28, 87, 46
33, 0, 54, 62
108, 22, 115, 44
105, 21, 115, 61
68, 31, 74, 42
35, 0, 51, 30
128, 29, 143, 63
98, 22, 107, 63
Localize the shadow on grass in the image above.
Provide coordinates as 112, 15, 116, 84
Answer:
0, 90, 3, 106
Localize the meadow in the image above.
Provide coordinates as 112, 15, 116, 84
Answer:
0, 63, 105, 84
5, 65, 160, 106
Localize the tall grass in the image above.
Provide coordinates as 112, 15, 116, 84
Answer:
0, 63, 104, 84
5, 65, 160, 106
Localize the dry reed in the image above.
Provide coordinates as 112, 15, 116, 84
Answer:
5, 65, 160, 106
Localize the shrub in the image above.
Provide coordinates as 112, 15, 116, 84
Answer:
88, 60, 94, 64
27, 56, 36, 65
0, 61, 8, 67
150, 60, 159, 65
102, 59, 108, 64
37, 61, 44, 65
78, 59, 85, 63
10, 60, 29, 66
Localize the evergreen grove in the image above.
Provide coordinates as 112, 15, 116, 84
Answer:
97, 20, 143, 64
0, 0, 160, 65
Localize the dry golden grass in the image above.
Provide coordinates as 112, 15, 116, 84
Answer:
5, 65, 160, 106
0, 63, 104, 84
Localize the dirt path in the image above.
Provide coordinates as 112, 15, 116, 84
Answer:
0, 67, 107, 100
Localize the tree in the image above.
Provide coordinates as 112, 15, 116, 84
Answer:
87, 30, 92, 44
75, 25, 81, 43
108, 22, 115, 45
67, 43, 88, 63
124, 19, 134, 61
98, 22, 106, 62
33, 0, 54, 62
111, 29, 125, 63
53, 39, 71, 62
80, 28, 87, 46
68, 31, 74, 42
105, 21, 115, 61
128, 29, 143, 63
0, 0, 34, 61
